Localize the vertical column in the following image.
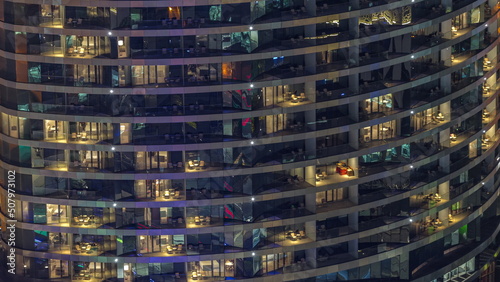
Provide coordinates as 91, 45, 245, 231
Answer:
487, 3, 497, 40
112, 123, 120, 145
305, 193, 316, 214
305, 81, 316, 103
305, 134, 316, 160
349, 101, 359, 123
348, 186, 359, 258
305, 247, 317, 269
349, 129, 359, 150
399, 252, 410, 280
349, 185, 359, 205
440, 74, 452, 95
441, 0, 452, 12
68, 233, 73, 253
441, 46, 452, 67
438, 182, 450, 201
348, 17, 359, 39
117, 263, 124, 280
304, 0, 317, 16
305, 108, 316, 132
441, 19, 452, 40
439, 155, 450, 174
349, 0, 360, 10
348, 157, 359, 178
304, 23, 316, 74
305, 221, 317, 241
439, 128, 451, 151
348, 239, 359, 259
439, 208, 450, 226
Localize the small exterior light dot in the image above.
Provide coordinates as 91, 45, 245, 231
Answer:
249, 26, 253, 30
113, 203, 117, 207
485, 24, 488, 27
250, 141, 254, 145
114, 259, 118, 262
111, 147, 116, 151
483, 130, 486, 133
411, 55, 414, 59
250, 84, 254, 88
251, 197, 255, 201
410, 165, 413, 169
410, 111, 414, 114
110, 90, 114, 93
409, 219, 413, 222
252, 252, 255, 256
108, 32, 112, 36
482, 182, 485, 185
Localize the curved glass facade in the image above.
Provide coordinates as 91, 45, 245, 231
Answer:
1, 0, 500, 281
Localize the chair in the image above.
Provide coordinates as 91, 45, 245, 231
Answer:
78, 47, 85, 57
166, 245, 173, 254
168, 163, 173, 169
177, 216, 183, 223
321, 171, 327, 179
67, 47, 75, 56
176, 244, 183, 253
194, 216, 201, 225
205, 216, 211, 225
177, 161, 183, 169
300, 92, 306, 101
199, 160, 205, 169
299, 230, 306, 238
188, 160, 194, 169
192, 271, 198, 280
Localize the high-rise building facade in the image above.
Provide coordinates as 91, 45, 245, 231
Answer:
1, 0, 500, 281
